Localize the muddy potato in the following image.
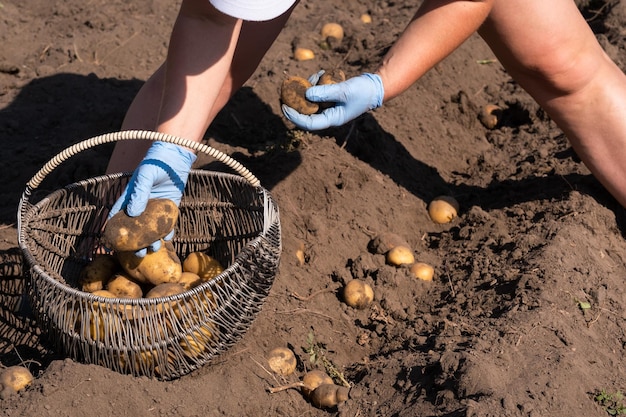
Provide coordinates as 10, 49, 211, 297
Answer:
318, 69, 346, 86
267, 347, 297, 376
281, 76, 319, 115
106, 272, 143, 298
342, 279, 374, 309
309, 383, 349, 408
479, 104, 502, 129
0, 366, 34, 393
427, 196, 460, 224
301, 370, 334, 397
182, 252, 224, 282
103, 198, 178, 252
79, 254, 120, 293
386, 245, 415, 266
117, 240, 182, 285
368, 232, 410, 255
317, 69, 346, 110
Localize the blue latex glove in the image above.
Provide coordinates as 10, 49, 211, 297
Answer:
282, 72, 384, 131
108, 141, 197, 256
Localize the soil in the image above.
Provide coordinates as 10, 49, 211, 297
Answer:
1, 1, 626, 416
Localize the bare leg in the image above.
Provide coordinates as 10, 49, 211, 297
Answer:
106, 1, 296, 173
479, 0, 626, 207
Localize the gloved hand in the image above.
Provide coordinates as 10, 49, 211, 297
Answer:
282, 72, 384, 131
108, 141, 196, 257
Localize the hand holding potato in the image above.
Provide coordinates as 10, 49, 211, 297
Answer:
108, 141, 196, 255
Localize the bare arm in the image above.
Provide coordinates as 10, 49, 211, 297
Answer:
377, 0, 494, 101
107, 0, 293, 173
156, 0, 242, 143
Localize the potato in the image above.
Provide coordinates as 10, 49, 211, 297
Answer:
342, 279, 374, 309
294, 47, 315, 61
309, 383, 349, 408
182, 252, 224, 282
281, 76, 319, 115
178, 271, 202, 290
479, 104, 502, 129
410, 262, 435, 281
78, 254, 119, 293
106, 272, 143, 298
386, 245, 415, 266
360, 13, 372, 24
267, 347, 297, 376
317, 69, 346, 110
118, 349, 157, 374
321, 22, 344, 41
0, 366, 34, 393
301, 369, 334, 397
85, 289, 122, 342
145, 282, 186, 299
318, 69, 346, 86
117, 240, 182, 285
427, 196, 460, 224
368, 232, 410, 255
179, 325, 215, 359
145, 282, 186, 317
103, 198, 178, 252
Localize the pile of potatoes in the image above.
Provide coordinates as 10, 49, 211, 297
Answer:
74, 199, 224, 366
267, 347, 349, 409
369, 231, 436, 282
81, 199, 224, 299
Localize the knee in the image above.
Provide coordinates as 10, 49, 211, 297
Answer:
517, 39, 606, 97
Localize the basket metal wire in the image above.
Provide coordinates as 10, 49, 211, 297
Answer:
17, 131, 281, 380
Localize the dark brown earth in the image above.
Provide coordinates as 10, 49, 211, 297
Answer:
2, 1, 626, 416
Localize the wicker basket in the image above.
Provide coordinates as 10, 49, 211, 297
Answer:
17, 130, 281, 380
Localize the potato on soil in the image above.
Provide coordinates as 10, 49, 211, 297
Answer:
117, 240, 182, 285
281, 76, 319, 115
106, 272, 143, 298
79, 254, 120, 293
410, 262, 435, 281
0, 366, 34, 393
309, 383, 349, 408
301, 369, 334, 397
386, 245, 415, 266
182, 252, 224, 282
321, 22, 344, 41
368, 232, 410, 255
427, 195, 460, 224
343, 279, 374, 309
293, 47, 315, 61
267, 347, 297, 376
479, 104, 502, 129
103, 198, 178, 252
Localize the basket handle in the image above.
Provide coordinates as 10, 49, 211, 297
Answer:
25, 130, 261, 191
